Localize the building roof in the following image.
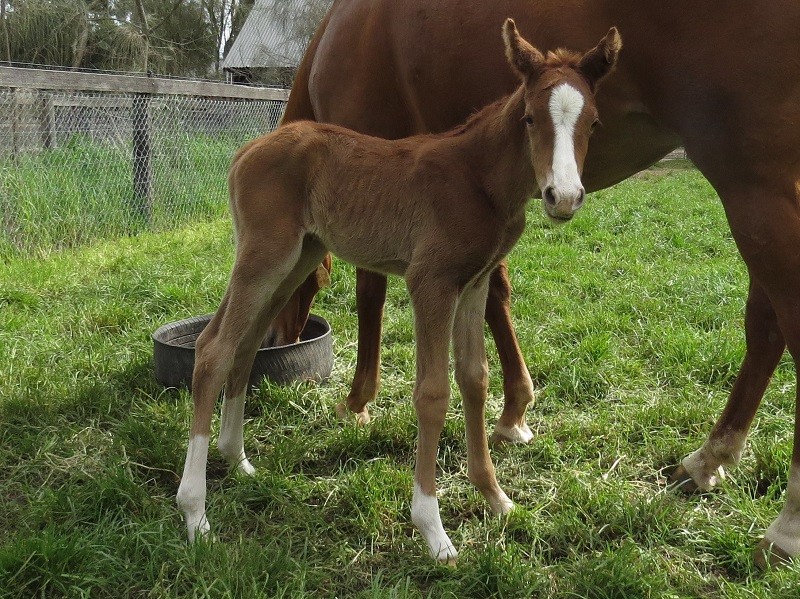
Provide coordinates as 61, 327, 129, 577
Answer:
223, 0, 308, 70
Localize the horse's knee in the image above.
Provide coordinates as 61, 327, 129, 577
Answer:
413, 380, 450, 425
455, 359, 489, 398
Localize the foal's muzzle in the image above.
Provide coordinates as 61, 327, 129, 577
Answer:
543, 185, 585, 222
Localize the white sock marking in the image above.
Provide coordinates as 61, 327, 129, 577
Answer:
411, 482, 458, 562
764, 466, 800, 557
681, 430, 747, 490
218, 393, 255, 475
548, 83, 585, 198
176, 434, 210, 541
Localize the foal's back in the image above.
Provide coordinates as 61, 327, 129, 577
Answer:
231, 119, 510, 278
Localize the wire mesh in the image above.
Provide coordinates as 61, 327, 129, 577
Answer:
0, 81, 287, 258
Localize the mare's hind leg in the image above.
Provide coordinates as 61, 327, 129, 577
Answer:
176, 234, 324, 542
669, 280, 786, 492
485, 262, 535, 444
672, 181, 800, 567
336, 268, 388, 425
454, 278, 514, 514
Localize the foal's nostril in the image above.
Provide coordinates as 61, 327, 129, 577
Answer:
544, 186, 556, 207
575, 189, 586, 209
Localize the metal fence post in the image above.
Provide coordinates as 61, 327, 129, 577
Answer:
132, 92, 152, 223
10, 87, 19, 163
37, 91, 55, 150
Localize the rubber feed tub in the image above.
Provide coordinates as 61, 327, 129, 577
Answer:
153, 313, 333, 390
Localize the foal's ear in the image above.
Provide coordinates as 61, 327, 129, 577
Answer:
502, 18, 545, 80
577, 27, 622, 90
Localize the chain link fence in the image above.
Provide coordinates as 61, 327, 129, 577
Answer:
0, 67, 289, 259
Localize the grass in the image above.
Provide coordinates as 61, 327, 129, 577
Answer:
1, 166, 799, 597
0, 135, 235, 260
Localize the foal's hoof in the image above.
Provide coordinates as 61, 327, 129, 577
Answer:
433, 546, 459, 566
753, 537, 793, 570
490, 422, 534, 445
667, 464, 701, 494
334, 402, 371, 426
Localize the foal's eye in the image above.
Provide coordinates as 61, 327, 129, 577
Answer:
522, 115, 534, 126
590, 119, 601, 133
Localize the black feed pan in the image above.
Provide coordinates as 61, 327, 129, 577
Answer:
153, 313, 333, 391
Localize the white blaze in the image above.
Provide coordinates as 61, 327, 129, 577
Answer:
547, 83, 585, 194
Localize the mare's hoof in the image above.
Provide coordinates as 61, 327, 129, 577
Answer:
334, 402, 371, 426
490, 422, 534, 446
753, 538, 793, 570
666, 464, 700, 494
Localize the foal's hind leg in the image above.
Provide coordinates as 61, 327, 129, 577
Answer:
176, 234, 321, 541
669, 280, 785, 492
485, 263, 535, 444
218, 238, 328, 476
454, 278, 514, 514
216, 310, 276, 477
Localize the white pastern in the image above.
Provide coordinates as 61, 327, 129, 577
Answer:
681, 431, 747, 491
411, 482, 458, 563
218, 393, 256, 475
493, 422, 534, 444
548, 83, 585, 194
176, 434, 211, 541
487, 487, 515, 515
764, 467, 800, 557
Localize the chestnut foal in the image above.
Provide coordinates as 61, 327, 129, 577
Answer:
176, 20, 621, 562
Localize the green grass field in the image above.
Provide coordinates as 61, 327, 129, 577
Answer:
1, 166, 799, 597
0, 135, 233, 260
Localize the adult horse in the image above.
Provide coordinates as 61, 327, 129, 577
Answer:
271, 0, 800, 567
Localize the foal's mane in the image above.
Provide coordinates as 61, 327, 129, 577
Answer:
442, 49, 586, 138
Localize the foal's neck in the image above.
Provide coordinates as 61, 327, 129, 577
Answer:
451, 86, 537, 216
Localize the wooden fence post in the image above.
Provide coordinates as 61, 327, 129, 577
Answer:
131, 92, 152, 223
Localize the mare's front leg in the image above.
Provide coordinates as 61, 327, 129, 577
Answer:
407, 272, 459, 563
455, 278, 514, 514
485, 262, 535, 444
336, 268, 388, 424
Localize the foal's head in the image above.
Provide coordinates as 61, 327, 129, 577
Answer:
503, 19, 621, 222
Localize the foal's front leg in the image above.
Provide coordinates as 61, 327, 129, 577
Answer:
407, 275, 459, 563
485, 263, 535, 444
454, 279, 514, 514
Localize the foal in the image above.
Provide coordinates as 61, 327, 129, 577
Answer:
177, 20, 621, 562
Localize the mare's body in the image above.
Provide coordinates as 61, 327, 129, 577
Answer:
278, 0, 800, 566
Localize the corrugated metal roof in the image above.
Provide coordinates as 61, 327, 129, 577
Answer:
223, 0, 308, 69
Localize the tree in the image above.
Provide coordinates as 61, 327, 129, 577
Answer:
0, 0, 224, 76
202, 0, 254, 76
